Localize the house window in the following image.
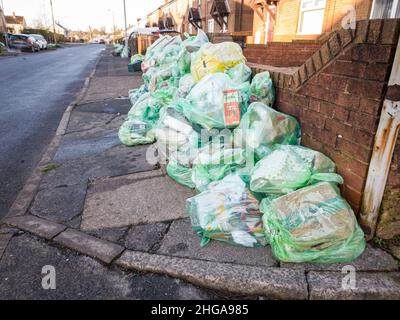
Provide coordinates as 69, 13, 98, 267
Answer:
297, 0, 326, 35
208, 19, 214, 32
222, 16, 228, 32
370, 0, 400, 18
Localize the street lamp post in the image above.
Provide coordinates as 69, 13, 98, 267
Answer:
50, 0, 57, 45
123, 0, 128, 47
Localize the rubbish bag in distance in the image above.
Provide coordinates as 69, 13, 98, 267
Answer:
260, 182, 366, 263
250, 145, 344, 194
191, 41, 246, 82
250, 71, 275, 107
233, 102, 301, 160
183, 73, 250, 130
187, 174, 266, 248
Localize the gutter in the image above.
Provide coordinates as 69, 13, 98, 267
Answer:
359, 34, 400, 240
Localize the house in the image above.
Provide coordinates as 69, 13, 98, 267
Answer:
0, 6, 6, 33
54, 22, 69, 38
250, 0, 400, 43
146, 0, 254, 36
5, 12, 26, 34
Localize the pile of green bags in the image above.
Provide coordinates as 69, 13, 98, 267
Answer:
117, 32, 366, 264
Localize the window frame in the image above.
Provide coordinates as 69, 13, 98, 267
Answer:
370, 0, 400, 18
297, 0, 327, 35
208, 19, 214, 33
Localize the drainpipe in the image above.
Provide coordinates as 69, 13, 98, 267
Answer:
359, 34, 400, 240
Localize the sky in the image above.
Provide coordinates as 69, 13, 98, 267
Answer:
1, 0, 164, 31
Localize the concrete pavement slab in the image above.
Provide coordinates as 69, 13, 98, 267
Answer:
54, 228, 124, 264
116, 250, 308, 299
82, 76, 143, 102
40, 144, 156, 189
62, 114, 125, 142
75, 99, 131, 114
0, 234, 218, 299
54, 133, 121, 162
66, 111, 116, 134
81, 173, 195, 231
3, 215, 66, 240
0, 233, 13, 261
30, 182, 87, 224
125, 222, 169, 252
307, 271, 400, 300
88, 226, 129, 244
157, 219, 278, 268
281, 244, 399, 272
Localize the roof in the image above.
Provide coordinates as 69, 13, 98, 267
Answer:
5, 15, 25, 25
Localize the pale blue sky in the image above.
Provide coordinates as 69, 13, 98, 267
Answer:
1, 0, 164, 31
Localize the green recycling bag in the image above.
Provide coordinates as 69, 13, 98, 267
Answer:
167, 160, 195, 189
118, 119, 155, 146
250, 71, 275, 106
192, 143, 247, 192
183, 73, 250, 130
260, 182, 366, 263
187, 174, 266, 248
233, 102, 301, 160
250, 145, 344, 194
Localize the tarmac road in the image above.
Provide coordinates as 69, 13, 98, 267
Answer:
0, 44, 105, 218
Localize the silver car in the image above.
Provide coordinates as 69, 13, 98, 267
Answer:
31, 34, 48, 50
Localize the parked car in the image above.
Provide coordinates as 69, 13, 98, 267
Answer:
9, 34, 40, 52
31, 34, 48, 50
99, 39, 105, 44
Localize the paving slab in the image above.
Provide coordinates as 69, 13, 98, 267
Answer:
30, 182, 87, 224
63, 114, 125, 142
54, 228, 124, 264
66, 111, 116, 134
0, 233, 13, 260
125, 222, 169, 252
75, 98, 131, 114
281, 244, 399, 272
3, 215, 66, 240
54, 132, 121, 162
81, 173, 195, 231
158, 219, 278, 268
82, 76, 142, 102
88, 226, 129, 244
116, 250, 308, 299
307, 271, 400, 300
0, 234, 218, 299
40, 144, 157, 189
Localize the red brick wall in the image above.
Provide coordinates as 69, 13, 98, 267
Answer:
250, 19, 400, 214
244, 42, 322, 67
